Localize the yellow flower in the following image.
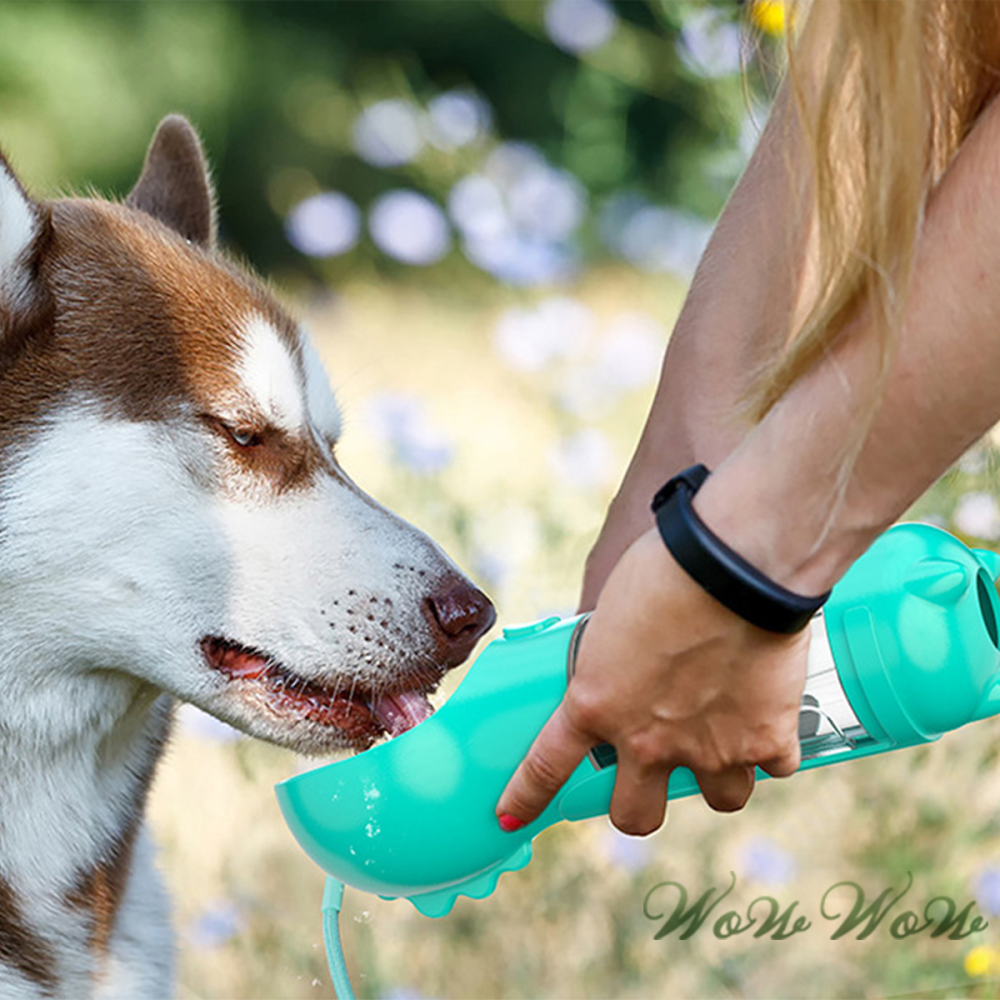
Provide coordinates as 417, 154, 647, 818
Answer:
965, 945, 996, 978
750, 0, 786, 37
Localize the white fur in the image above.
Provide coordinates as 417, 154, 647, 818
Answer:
0, 379, 469, 996
236, 313, 305, 432
0, 408, 223, 994
0, 209, 485, 995
301, 332, 343, 442
94, 828, 175, 1000
0, 399, 452, 736
0, 409, 227, 999
208, 468, 450, 692
0, 164, 37, 314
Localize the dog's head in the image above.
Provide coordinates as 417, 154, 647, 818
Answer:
0, 116, 495, 753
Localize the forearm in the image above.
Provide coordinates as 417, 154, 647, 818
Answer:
696, 89, 1000, 595
608, 85, 813, 522
580, 86, 814, 609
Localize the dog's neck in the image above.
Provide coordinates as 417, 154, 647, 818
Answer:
0, 664, 173, 997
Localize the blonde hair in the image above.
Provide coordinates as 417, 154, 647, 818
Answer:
753, 0, 1000, 420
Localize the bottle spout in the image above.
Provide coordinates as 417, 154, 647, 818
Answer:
972, 549, 1000, 723
974, 548, 1000, 582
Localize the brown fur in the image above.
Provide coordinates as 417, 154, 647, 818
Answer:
0, 194, 326, 498
66, 866, 122, 972
63, 699, 172, 984
126, 116, 216, 248
0, 874, 57, 995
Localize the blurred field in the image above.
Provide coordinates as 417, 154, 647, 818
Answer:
147, 269, 1000, 1000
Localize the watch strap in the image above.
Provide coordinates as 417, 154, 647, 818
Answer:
651, 464, 829, 634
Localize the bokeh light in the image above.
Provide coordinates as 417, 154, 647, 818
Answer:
425, 89, 493, 150
548, 428, 615, 490
364, 392, 455, 474
451, 143, 585, 285
493, 297, 593, 372
953, 491, 1000, 540
495, 153, 586, 243
448, 174, 508, 242
739, 837, 797, 885
750, 0, 787, 37
965, 946, 1000, 978
186, 902, 244, 949
352, 98, 425, 167
973, 865, 1000, 917
285, 191, 361, 258
596, 312, 665, 389
602, 827, 654, 872
462, 232, 578, 286
544, 0, 617, 54
470, 505, 543, 591
369, 190, 452, 266
602, 195, 712, 278
678, 7, 744, 79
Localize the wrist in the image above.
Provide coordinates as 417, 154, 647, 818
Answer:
653, 465, 831, 632
690, 451, 883, 597
612, 528, 798, 663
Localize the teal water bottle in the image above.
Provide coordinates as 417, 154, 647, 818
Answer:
276, 523, 1000, 918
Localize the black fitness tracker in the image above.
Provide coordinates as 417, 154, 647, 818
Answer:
651, 464, 830, 634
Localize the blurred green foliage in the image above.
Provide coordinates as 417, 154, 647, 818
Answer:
0, 0, 772, 282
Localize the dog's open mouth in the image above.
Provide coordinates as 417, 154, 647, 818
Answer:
201, 637, 437, 743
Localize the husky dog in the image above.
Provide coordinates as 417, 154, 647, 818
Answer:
0, 116, 495, 998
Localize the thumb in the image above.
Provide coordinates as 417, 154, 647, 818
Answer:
496, 701, 595, 828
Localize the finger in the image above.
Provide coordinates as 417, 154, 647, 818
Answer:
608, 758, 672, 837
758, 740, 802, 779
496, 703, 593, 827
696, 764, 756, 813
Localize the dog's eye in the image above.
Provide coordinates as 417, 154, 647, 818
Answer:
227, 426, 263, 449
203, 416, 265, 450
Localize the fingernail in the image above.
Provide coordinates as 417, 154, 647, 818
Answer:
498, 813, 526, 833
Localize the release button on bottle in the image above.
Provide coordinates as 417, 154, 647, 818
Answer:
502, 616, 562, 641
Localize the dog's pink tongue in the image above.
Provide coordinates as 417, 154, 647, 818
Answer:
372, 690, 435, 736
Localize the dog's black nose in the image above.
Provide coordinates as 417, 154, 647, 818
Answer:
425, 577, 497, 667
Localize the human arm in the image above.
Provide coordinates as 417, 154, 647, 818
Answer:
698, 79, 1000, 597
498, 82, 1000, 836
579, 83, 814, 610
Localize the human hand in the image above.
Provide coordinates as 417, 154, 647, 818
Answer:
496, 527, 809, 835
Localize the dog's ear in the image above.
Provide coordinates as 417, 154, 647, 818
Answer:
127, 115, 217, 248
0, 151, 50, 335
